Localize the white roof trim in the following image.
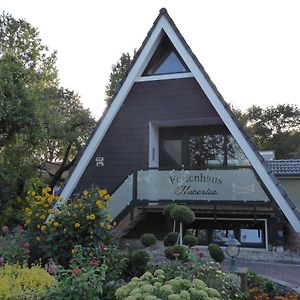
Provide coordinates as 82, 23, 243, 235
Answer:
137, 72, 193, 82
59, 13, 300, 232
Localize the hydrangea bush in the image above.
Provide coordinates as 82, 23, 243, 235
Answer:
115, 269, 221, 300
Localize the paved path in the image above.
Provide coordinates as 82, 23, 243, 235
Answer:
222, 260, 300, 291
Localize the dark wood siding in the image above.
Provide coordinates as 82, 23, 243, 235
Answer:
74, 77, 223, 194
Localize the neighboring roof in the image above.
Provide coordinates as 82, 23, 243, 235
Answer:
57, 8, 300, 232
267, 160, 300, 177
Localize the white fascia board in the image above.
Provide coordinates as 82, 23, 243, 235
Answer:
159, 17, 300, 232
59, 18, 167, 203
137, 72, 193, 82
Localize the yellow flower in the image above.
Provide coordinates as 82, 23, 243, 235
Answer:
47, 209, 53, 214
53, 222, 59, 227
86, 215, 90, 220
25, 207, 31, 213
41, 225, 46, 232
98, 189, 107, 197
100, 222, 105, 228
104, 194, 111, 201
78, 203, 83, 208
31, 191, 36, 197
83, 191, 89, 196
74, 223, 80, 228
43, 204, 49, 208
36, 236, 40, 241
25, 219, 31, 225
54, 209, 60, 215
107, 224, 112, 230
35, 213, 40, 217
40, 215, 46, 220
96, 200, 104, 209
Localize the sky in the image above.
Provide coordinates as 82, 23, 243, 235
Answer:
2, 0, 300, 118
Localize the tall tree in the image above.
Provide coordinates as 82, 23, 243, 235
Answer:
104, 51, 135, 105
0, 12, 95, 221
235, 104, 300, 159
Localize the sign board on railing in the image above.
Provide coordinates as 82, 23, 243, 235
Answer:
137, 169, 269, 202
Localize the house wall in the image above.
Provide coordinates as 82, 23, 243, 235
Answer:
278, 178, 300, 211
74, 77, 223, 194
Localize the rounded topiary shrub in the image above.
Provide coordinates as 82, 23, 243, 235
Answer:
165, 245, 188, 260
130, 250, 150, 273
169, 205, 195, 224
208, 243, 225, 263
163, 204, 178, 217
183, 234, 198, 247
163, 232, 179, 247
140, 233, 157, 247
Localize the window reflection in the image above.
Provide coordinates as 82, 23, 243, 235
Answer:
240, 229, 263, 243
188, 134, 249, 168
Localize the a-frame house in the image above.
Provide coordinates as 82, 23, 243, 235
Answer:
59, 8, 300, 250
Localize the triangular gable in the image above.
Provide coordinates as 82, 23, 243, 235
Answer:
59, 8, 300, 232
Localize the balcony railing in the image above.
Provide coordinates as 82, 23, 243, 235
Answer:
107, 167, 270, 220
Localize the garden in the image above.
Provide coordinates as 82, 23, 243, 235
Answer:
0, 186, 299, 300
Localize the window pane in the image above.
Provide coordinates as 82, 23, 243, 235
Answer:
189, 135, 224, 167
163, 140, 182, 166
227, 136, 250, 166
143, 35, 189, 76
240, 229, 263, 243
212, 229, 234, 243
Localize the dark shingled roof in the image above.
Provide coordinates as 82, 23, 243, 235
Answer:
267, 160, 300, 177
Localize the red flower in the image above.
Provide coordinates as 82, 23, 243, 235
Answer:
23, 249, 30, 255
90, 257, 100, 267
2, 226, 9, 234
72, 268, 81, 276
23, 242, 30, 248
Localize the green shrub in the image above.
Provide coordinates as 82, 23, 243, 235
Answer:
163, 232, 179, 246
169, 205, 195, 224
130, 250, 150, 274
183, 234, 198, 247
165, 245, 188, 260
141, 233, 157, 247
163, 204, 178, 217
208, 243, 225, 263
46, 246, 106, 300
115, 269, 221, 299
0, 264, 56, 300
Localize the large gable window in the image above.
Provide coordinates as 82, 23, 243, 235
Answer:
143, 35, 190, 76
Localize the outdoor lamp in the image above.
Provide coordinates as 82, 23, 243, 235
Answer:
225, 237, 241, 272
